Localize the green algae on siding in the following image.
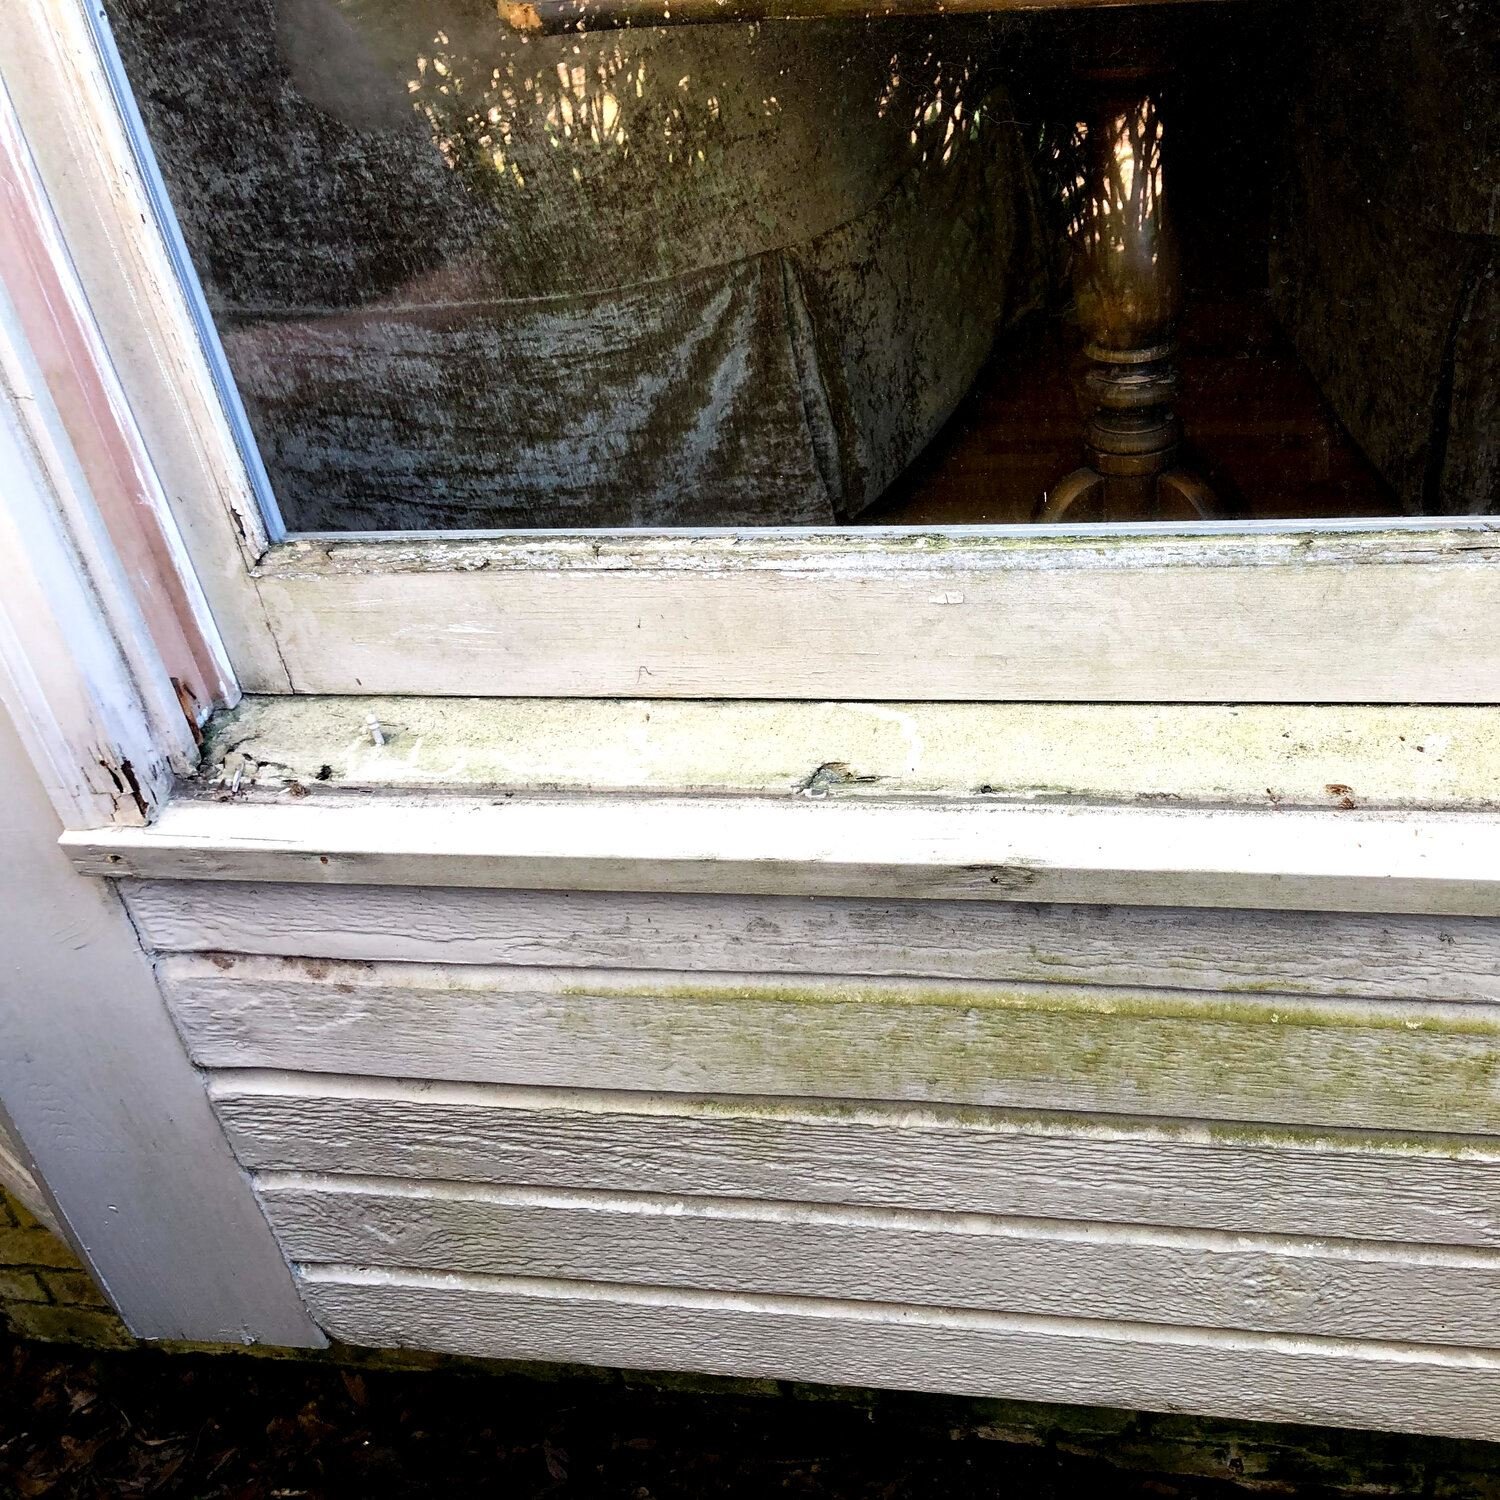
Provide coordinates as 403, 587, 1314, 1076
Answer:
550, 978, 1500, 1135
566, 978, 1500, 1035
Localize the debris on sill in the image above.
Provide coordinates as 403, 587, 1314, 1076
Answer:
796, 761, 882, 799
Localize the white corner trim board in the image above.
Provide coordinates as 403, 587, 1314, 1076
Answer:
65, 793, 1500, 915
0, 704, 323, 1345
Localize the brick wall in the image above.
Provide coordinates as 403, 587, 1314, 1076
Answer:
0, 1184, 131, 1350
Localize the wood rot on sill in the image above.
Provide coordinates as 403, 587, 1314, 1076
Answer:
193, 696, 1500, 811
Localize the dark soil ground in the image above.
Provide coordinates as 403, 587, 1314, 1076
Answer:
0, 1331, 1455, 1500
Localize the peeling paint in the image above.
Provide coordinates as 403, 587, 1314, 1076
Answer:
254, 526, 1500, 580
91, 744, 152, 822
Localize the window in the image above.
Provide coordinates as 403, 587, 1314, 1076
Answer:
4, 0, 1497, 701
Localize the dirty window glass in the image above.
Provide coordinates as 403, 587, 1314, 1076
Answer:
103, 0, 1497, 531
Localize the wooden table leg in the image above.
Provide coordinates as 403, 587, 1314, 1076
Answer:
1036, 54, 1221, 523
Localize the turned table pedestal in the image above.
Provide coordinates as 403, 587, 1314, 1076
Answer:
1035, 56, 1221, 521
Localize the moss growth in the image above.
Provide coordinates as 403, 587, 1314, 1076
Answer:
4, 1302, 134, 1350
541, 979, 1500, 1138
568, 978, 1500, 1036
554, 978, 1500, 1131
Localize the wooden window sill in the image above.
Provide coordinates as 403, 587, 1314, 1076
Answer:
61, 698, 1500, 916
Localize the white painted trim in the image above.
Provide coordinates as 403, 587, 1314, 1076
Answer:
0, 278, 177, 827
0, 73, 242, 827
64, 794, 1500, 915
0, 0, 290, 692
0, 700, 325, 1345
0, 76, 235, 719
197, 696, 1500, 809
250, 528, 1500, 700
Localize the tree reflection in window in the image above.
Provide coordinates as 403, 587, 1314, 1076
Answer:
401, 19, 999, 210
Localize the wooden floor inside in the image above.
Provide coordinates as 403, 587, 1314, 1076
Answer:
865, 292, 1402, 526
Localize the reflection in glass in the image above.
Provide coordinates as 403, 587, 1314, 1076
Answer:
102, 0, 1497, 530
1068, 99, 1177, 354
105, 1, 1046, 530
1268, 0, 1499, 518
1034, 82, 1219, 524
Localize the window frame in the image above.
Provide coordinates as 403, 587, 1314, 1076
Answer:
0, 66, 233, 828
6, 0, 1500, 705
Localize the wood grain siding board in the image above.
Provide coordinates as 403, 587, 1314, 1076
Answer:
161, 957, 1500, 1134
296, 1267, 1500, 1440
126, 882, 1500, 1005
259, 1176, 1500, 1346
209, 1078, 1500, 1247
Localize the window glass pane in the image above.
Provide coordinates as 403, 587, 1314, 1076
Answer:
101, 0, 1497, 531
